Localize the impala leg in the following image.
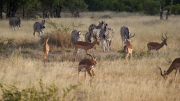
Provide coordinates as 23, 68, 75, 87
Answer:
46, 52, 48, 62
91, 70, 95, 76
126, 53, 129, 61
84, 71, 86, 79
86, 50, 90, 58
147, 47, 150, 53
78, 71, 80, 83
175, 69, 178, 81
74, 48, 78, 61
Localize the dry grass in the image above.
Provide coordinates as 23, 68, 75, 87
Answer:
0, 12, 180, 101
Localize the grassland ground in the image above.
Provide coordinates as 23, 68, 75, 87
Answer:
0, 12, 180, 101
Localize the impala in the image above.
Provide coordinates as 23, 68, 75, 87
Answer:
78, 54, 97, 82
124, 39, 133, 61
147, 33, 167, 53
73, 36, 100, 61
157, 58, 180, 80
43, 38, 49, 63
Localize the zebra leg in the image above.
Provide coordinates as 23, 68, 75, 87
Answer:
38, 31, 40, 37
109, 41, 112, 50
18, 25, 20, 30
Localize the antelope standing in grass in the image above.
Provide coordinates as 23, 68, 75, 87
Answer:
43, 38, 49, 63
124, 39, 133, 61
147, 33, 167, 53
73, 35, 100, 61
120, 26, 135, 47
9, 18, 21, 30
157, 58, 180, 80
78, 54, 97, 82
33, 20, 46, 37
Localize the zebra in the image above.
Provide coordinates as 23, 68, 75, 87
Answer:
85, 32, 93, 43
89, 21, 105, 34
9, 18, 21, 30
71, 30, 84, 45
120, 26, 135, 47
33, 20, 46, 37
99, 24, 114, 52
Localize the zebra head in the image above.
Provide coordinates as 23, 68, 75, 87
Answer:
41, 20, 46, 29
98, 21, 105, 29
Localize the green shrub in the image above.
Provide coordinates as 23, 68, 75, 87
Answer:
0, 38, 15, 53
143, 0, 159, 15
0, 79, 80, 101
171, 4, 180, 15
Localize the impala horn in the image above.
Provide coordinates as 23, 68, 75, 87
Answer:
157, 66, 164, 77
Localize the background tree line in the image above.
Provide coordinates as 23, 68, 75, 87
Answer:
0, 0, 180, 19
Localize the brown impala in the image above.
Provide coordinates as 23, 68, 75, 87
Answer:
78, 54, 97, 82
157, 58, 180, 80
73, 35, 100, 61
147, 33, 167, 53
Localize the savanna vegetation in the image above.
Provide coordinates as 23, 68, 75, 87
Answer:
0, 12, 180, 100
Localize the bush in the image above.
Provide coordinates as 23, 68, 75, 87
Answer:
143, 0, 159, 15
171, 4, 180, 15
40, 31, 72, 48
0, 79, 80, 101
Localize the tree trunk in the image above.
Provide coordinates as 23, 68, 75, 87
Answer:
160, 9, 163, 20
0, 4, 2, 19
170, 0, 173, 15
166, 6, 170, 20
55, 5, 62, 18
23, 6, 24, 18
43, 10, 45, 18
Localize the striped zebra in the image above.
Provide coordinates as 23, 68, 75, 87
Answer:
99, 24, 114, 52
33, 20, 46, 37
9, 18, 21, 30
120, 26, 135, 47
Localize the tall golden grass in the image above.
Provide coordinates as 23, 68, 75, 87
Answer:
0, 12, 180, 101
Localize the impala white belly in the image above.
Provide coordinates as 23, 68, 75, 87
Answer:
91, 65, 94, 70
80, 68, 86, 72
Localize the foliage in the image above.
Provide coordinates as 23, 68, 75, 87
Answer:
0, 79, 80, 101
143, 0, 160, 15
41, 20, 85, 48
1, 0, 180, 18
0, 38, 14, 53
171, 4, 180, 14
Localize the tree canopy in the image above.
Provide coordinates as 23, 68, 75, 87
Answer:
0, 0, 180, 18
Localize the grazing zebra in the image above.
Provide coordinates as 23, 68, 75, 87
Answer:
33, 20, 46, 37
9, 18, 21, 30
